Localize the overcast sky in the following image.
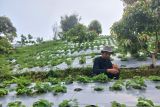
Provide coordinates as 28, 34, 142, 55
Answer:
0, 0, 124, 41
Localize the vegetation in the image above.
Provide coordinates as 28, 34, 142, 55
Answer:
94, 86, 104, 91
92, 73, 109, 83
136, 97, 154, 107
59, 99, 78, 107
111, 101, 126, 107
77, 76, 91, 83
0, 88, 8, 97
7, 101, 26, 107
109, 80, 124, 91
52, 85, 67, 95
88, 20, 102, 34
126, 76, 147, 90
0, 16, 16, 42
32, 99, 53, 107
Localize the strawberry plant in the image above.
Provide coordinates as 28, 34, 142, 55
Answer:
109, 80, 124, 91
33, 99, 53, 107
92, 73, 109, 83
7, 101, 26, 107
77, 76, 91, 83
149, 76, 160, 81
52, 85, 67, 95
59, 99, 78, 107
111, 101, 126, 107
136, 97, 154, 107
79, 55, 86, 64
126, 76, 146, 90
94, 86, 104, 91
34, 82, 51, 93
0, 88, 8, 97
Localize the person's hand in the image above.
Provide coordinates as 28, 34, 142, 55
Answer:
113, 64, 119, 70
106, 69, 119, 74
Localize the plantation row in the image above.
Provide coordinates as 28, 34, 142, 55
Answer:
0, 74, 160, 107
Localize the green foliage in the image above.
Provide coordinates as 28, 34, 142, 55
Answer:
59, 99, 78, 107
155, 85, 160, 89
111, 101, 126, 107
77, 76, 91, 83
0, 36, 13, 54
65, 58, 73, 66
7, 101, 25, 107
92, 73, 109, 83
52, 85, 67, 95
88, 20, 102, 34
0, 88, 8, 97
13, 76, 31, 87
79, 55, 86, 64
149, 76, 160, 81
94, 86, 104, 91
64, 24, 97, 44
33, 99, 53, 107
109, 80, 124, 91
17, 34, 35, 46
34, 82, 51, 93
136, 97, 154, 107
46, 77, 60, 85
126, 76, 147, 90
111, 0, 158, 55
0, 16, 16, 42
16, 86, 32, 95
60, 14, 80, 32
64, 75, 74, 84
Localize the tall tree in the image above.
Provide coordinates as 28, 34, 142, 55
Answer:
111, 1, 154, 55
0, 16, 16, 42
60, 14, 81, 32
64, 24, 97, 44
88, 20, 102, 35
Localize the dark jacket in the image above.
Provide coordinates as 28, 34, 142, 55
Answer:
93, 56, 113, 75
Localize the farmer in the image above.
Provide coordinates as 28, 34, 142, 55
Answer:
93, 46, 120, 79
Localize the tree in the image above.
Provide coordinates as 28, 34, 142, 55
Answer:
0, 16, 16, 42
88, 20, 102, 35
111, 1, 155, 55
60, 14, 81, 32
52, 22, 58, 40
36, 37, 43, 44
0, 36, 13, 54
64, 24, 97, 44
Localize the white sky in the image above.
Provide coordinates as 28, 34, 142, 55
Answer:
0, 0, 124, 41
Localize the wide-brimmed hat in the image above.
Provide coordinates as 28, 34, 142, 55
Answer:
101, 46, 113, 53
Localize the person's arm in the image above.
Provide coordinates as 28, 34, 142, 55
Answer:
93, 58, 106, 75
